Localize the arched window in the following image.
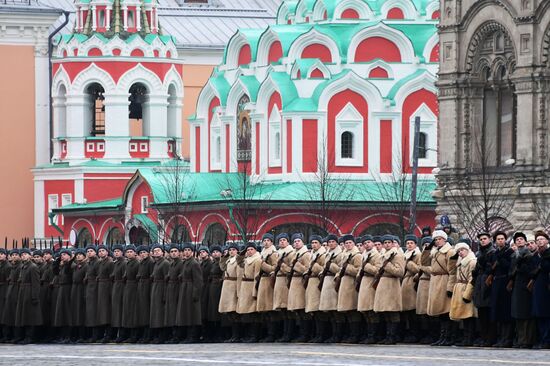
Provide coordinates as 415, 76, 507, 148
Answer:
171, 224, 191, 243
202, 223, 227, 246
418, 132, 427, 159
215, 135, 221, 163
86, 83, 105, 136
341, 131, 353, 159
76, 228, 93, 248
128, 82, 148, 137
470, 28, 516, 167
274, 132, 281, 160
106, 227, 124, 245
129, 226, 151, 245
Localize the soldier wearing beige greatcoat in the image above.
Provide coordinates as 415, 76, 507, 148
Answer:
218, 243, 240, 342
450, 242, 477, 346
304, 235, 326, 342
373, 235, 405, 344
286, 233, 312, 342
236, 243, 262, 342
356, 235, 382, 344
256, 233, 279, 342
335, 234, 363, 343
416, 236, 435, 343
401, 235, 422, 343
421, 230, 457, 346
271, 233, 295, 342
319, 234, 344, 342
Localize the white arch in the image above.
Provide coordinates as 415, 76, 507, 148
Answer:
116, 63, 163, 94
351, 212, 422, 235
347, 22, 416, 63
425, 0, 440, 19
195, 80, 223, 120
294, 0, 308, 23
71, 218, 97, 239
52, 65, 71, 96
256, 75, 283, 113
276, 2, 291, 25
70, 63, 116, 94
365, 60, 394, 78
196, 213, 232, 240
334, 0, 374, 20
380, 0, 417, 19
225, 32, 250, 70
98, 218, 124, 243
307, 60, 331, 78
164, 214, 196, 239
77, 34, 110, 57
226, 79, 255, 118
288, 28, 342, 64
256, 28, 281, 66
393, 71, 438, 109
312, 0, 327, 21
317, 71, 383, 111
422, 32, 439, 62
255, 212, 343, 236
163, 65, 184, 97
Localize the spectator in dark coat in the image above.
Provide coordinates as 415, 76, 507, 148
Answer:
472, 232, 496, 346
532, 232, 550, 349
487, 231, 514, 347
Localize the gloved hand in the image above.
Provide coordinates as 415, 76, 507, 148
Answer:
446, 291, 453, 298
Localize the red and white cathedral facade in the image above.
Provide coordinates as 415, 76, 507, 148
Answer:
40, 0, 441, 247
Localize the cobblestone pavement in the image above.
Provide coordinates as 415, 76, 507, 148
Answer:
0, 343, 549, 366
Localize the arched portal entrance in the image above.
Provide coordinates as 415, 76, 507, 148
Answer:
171, 224, 191, 244
360, 223, 401, 237
202, 223, 227, 246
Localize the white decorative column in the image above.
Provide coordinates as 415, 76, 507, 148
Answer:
167, 95, 183, 154
145, 94, 169, 159
136, 5, 141, 31
92, 5, 97, 31
103, 93, 131, 160
65, 94, 88, 161
123, 6, 128, 31
35, 43, 51, 166
106, 6, 111, 30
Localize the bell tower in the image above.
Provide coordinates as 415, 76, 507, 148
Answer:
51, 0, 182, 163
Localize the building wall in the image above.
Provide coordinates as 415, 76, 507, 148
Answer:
0, 45, 36, 241
181, 64, 215, 158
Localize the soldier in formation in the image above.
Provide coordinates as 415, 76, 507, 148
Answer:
0, 228, 550, 348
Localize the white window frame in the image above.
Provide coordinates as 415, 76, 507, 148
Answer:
268, 107, 282, 167
210, 113, 222, 170
62, 143, 67, 153
61, 193, 72, 225
409, 103, 437, 167
129, 142, 138, 152
86, 142, 95, 152
96, 142, 105, 152
48, 194, 59, 226
139, 142, 149, 152
141, 196, 149, 214
335, 102, 363, 167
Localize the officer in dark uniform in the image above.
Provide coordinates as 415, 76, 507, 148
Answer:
111, 244, 126, 342
84, 245, 100, 342
15, 248, 42, 344
165, 244, 183, 343
71, 248, 87, 342
52, 248, 73, 343
198, 246, 212, 341
0, 247, 11, 342
39, 248, 54, 341
206, 245, 224, 341
150, 244, 169, 343
472, 232, 496, 346
3, 249, 21, 342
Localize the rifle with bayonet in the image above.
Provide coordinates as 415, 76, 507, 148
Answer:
486, 246, 514, 287
355, 253, 370, 292
372, 252, 396, 290
334, 252, 355, 292
318, 253, 336, 291
255, 252, 273, 292
287, 252, 304, 289
303, 251, 322, 289
270, 251, 288, 288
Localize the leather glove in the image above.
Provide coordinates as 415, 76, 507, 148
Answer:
446, 291, 453, 298
462, 298, 471, 304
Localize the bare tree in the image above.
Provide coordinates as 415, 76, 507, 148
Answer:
150, 155, 196, 244
297, 134, 356, 234
440, 122, 517, 240
531, 195, 550, 231
360, 147, 434, 239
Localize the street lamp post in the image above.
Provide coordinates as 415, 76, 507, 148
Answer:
409, 116, 421, 234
